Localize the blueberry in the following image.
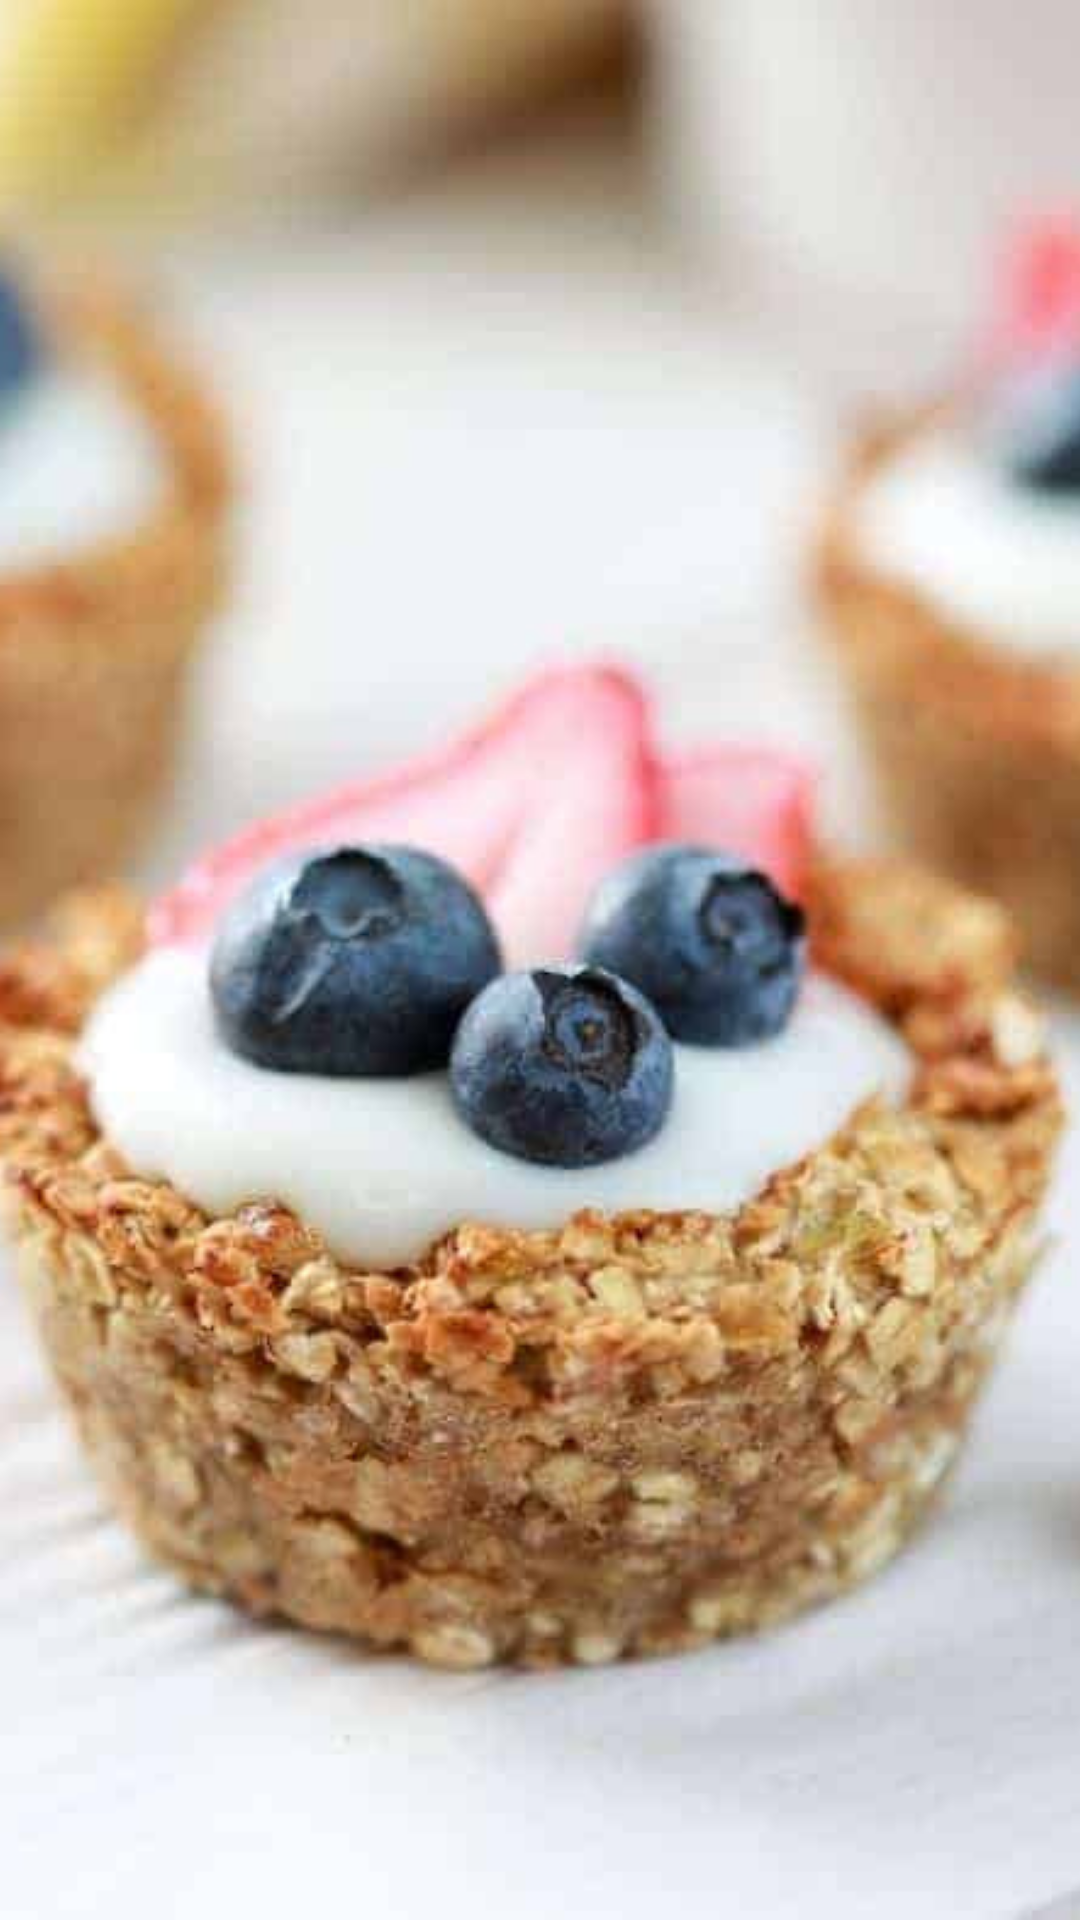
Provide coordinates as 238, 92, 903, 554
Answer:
0, 273, 40, 397
210, 844, 502, 1076
578, 843, 805, 1047
450, 965, 674, 1168
992, 364, 1080, 493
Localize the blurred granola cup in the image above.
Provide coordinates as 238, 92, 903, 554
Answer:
0, 860, 1061, 1670
0, 273, 230, 926
816, 411, 1080, 994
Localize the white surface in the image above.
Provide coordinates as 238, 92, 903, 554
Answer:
85, 952, 905, 1267
0, 367, 164, 568
857, 424, 1080, 657
651, 0, 1080, 346
3, 124, 1080, 1920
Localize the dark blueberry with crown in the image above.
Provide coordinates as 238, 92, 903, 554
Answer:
450, 964, 673, 1167
993, 363, 1080, 494
578, 842, 805, 1047
0, 270, 41, 399
210, 844, 502, 1076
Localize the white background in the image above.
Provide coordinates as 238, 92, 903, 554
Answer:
2, 121, 1079, 1920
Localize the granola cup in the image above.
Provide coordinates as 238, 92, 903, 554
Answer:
0, 862, 1061, 1670
817, 408, 1080, 994
0, 275, 230, 927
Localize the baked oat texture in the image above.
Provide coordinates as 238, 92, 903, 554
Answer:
0, 865, 1062, 1669
0, 274, 230, 927
818, 411, 1080, 993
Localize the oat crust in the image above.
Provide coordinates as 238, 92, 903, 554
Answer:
0, 270, 231, 925
816, 408, 1080, 990
0, 865, 1061, 1668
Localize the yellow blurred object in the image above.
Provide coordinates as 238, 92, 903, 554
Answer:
0, 0, 205, 201
0, 0, 629, 219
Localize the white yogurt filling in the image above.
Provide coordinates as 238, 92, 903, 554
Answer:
0, 368, 166, 570
81, 946, 910, 1269
855, 425, 1080, 658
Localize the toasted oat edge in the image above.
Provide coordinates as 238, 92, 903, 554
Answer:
0, 869, 1063, 1668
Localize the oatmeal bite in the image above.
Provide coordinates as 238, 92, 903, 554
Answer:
0, 259, 230, 925
0, 668, 1060, 1668
816, 221, 1080, 991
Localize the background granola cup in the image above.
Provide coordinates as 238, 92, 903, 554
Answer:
0, 273, 230, 928
0, 862, 1061, 1670
816, 410, 1080, 995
